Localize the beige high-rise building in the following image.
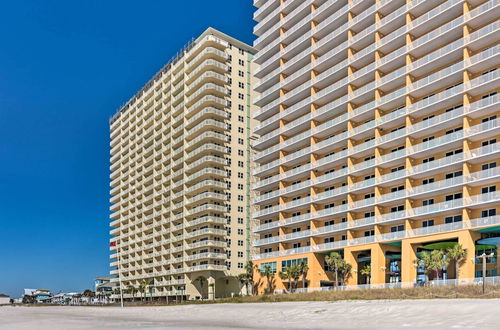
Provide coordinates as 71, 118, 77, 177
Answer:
109, 28, 257, 301
252, 0, 499, 293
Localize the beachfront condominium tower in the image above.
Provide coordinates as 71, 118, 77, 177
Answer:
109, 28, 257, 301
251, 0, 499, 292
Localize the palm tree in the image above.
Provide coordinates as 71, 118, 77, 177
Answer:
339, 261, 352, 286
360, 265, 371, 285
138, 280, 149, 302
290, 264, 301, 292
244, 261, 256, 295
298, 260, 309, 290
237, 273, 249, 295
279, 268, 293, 293
447, 243, 467, 279
325, 252, 343, 287
194, 276, 207, 299
417, 250, 448, 281
260, 264, 274, 294
126, 285, 136, 301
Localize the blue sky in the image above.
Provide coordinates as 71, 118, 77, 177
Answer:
0, 0, 254, 298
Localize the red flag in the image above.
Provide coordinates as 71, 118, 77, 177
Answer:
110, 241, 116, 247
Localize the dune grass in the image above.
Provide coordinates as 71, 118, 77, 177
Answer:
116, 284, 500, 307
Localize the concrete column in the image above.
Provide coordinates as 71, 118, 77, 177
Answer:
371, 244, 387, 285
344, 248, 358, 286
458, 230, 480, 280
208, 276, 215, 300
401, 240, 417, 285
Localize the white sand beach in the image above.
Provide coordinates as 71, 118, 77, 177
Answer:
1, 299, 499, 329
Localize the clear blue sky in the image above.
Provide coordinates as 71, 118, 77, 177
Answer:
0, 0, 254, 298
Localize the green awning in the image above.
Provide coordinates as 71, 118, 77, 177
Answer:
422, 242, 457, 250
475, 244, 497, 251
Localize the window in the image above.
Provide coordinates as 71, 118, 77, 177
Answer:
423, 157, 435, 163
482, 186, 496, 194
391, 165, 405, 172
422, 220, 434, 227
228, 55, 232, 62
238, 104, 244, 111
391, 205, 405, 212
237, 217, 244, 224
260, 262, 277, 273
445, 127, 463, 134
237, 229, 244, 235
281, 258, 307, 270
324, 237, 335, 243
238, 93, 244, 100
237, 251, 244, 258
238, 70, 244, 77
422, 199, 434, 206
238, 138, 244, 145
445, 215, 462, 223
227, 89, 232, 96
238, 59, 244, 66
482, 162, 497, 170
390, 225, 404, 232
238, 161, 244, 167
238, 206, 243, 212
238, 263, 244, 269
482, 138, 497, 147
364, 230, 375, 236
481, 209, 496, 217
482, 115, 497, 124
391, 185, 404, 192
239, 49, 244, 55
238, 183, 243, 189
324, 203, 335, 209
238, 195, 243, 201
238, 82, 244, 88
228, 78, 232, 84
391, 146, 405, 152
264, 248, 272, 253
422, 178, 434, 185
237, 240, 244, 246
445, 149, 463, 157
423, 136, 435, 143
238, 172, 243, 178
445, 193, 462, 201
445, 171, 463, 179
238, 115, 244, 122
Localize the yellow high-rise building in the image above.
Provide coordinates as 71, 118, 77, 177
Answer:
109, 28, 257, 301
252, 0, 499, 292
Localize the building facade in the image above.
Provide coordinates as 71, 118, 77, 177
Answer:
109, 28, 257, 300
251, 0, 500, 292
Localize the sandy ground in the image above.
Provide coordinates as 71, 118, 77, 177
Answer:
1, 299, 499, 329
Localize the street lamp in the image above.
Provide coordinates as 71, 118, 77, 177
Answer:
478, 252, 495, 294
